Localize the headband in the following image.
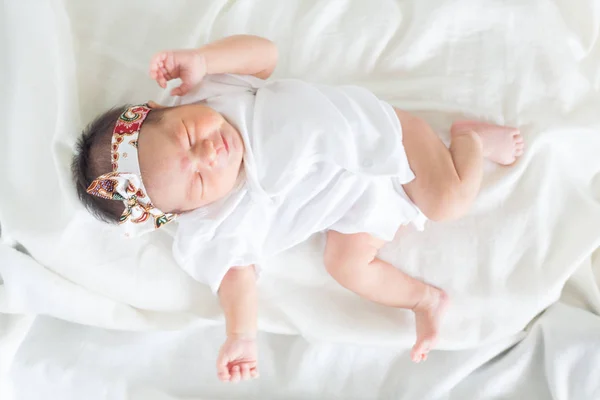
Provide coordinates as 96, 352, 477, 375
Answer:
86, 104, 176, 236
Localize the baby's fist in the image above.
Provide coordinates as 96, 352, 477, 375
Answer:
149, 49, 207, 96
217, 336, 259, 383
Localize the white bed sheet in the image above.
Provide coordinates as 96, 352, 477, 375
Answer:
1, 0, 600, 398
4, 301, 600, 400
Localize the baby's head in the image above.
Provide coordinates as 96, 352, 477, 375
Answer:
72, 102, 244, 230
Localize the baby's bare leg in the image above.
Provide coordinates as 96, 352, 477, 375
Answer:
395, 109, 523, 221
324, 230, 449, 362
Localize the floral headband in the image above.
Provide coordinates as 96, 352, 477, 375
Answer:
86, 104, 176, 236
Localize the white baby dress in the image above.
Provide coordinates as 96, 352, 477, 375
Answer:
168, 74, 426, 293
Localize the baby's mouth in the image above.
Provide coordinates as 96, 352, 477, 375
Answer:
222, 133, 230, 154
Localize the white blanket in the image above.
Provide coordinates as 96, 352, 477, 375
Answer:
3, 302, 599, 400
2, 0, 600, 398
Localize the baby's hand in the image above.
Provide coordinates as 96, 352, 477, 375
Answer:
149, 49, 207, 96
217, 336, 259, 383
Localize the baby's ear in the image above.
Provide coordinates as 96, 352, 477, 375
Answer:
147, 100, 166, 109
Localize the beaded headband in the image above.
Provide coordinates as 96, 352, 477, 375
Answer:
86, 104, 176, 236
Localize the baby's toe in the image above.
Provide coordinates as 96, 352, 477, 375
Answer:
513, 134, 524, 147
515, 135, 524, 144
515, 140, 525, 156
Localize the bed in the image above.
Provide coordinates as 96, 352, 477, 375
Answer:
1, 0, 600, 398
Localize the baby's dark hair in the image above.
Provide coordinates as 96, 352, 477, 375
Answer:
72, 105, 164, 223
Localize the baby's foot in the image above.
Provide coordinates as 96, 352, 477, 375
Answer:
451, 120, 524, 165
410, 286, 449, 363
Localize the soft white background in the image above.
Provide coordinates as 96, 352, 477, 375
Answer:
1, 0, 600, 398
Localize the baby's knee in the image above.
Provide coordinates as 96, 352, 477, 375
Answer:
421, 183, 469, 222
323, 232, 377, 277
323, 252, 367, 289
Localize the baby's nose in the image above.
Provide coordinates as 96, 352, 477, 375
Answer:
197, 139, 217, 167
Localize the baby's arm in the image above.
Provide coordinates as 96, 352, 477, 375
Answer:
200, 35, 278, 79
149, 35, 278, 96
216, 265, 259, 382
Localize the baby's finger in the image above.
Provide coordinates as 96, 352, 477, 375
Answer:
151, 68, 164, 87
240, 364, 251, 381
157, 75, 167, 89
216, 354, 230, 375
171, 83, 191, 97
250, 367, 260, 379
150, 68, 166, 88
149, 65, 162, 83
149, 61, 160, 76
164, 53, 175, 73
230, 365, 241, 383
160, 65, 172, 81
155, 52, 168, 65
149, 53, 166, 73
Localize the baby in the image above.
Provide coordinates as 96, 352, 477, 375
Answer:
72, 35, 524, 383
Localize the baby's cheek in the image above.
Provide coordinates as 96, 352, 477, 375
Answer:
219, 168, 239, 194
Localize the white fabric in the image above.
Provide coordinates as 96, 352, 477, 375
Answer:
2, 0, 600, 398
171, 74, 423, 292
5, 302, 600, 400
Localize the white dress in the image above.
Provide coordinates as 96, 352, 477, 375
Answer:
168, 74, 426, 293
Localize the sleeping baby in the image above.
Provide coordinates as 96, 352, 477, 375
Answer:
72, 35, 524, 382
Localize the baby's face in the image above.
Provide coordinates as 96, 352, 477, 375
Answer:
138, 103, 244, 213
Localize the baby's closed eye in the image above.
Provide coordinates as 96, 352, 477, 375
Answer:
189, 171, 204, 200
184, 126, 193, 147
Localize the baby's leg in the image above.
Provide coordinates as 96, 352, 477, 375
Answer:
324, 230, 449, 362
395, 109, 524, 221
